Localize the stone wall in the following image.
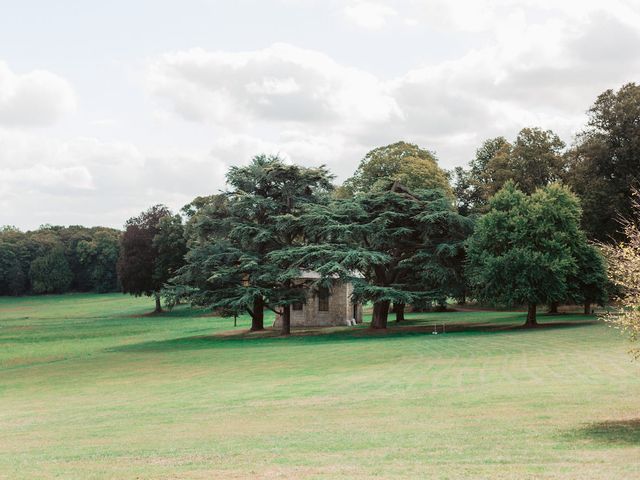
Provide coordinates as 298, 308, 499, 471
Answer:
273, 280, 362, 328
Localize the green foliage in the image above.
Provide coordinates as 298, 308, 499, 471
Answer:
455, 129, 566, 214
0, 241, 26, 295
117, 204, 186, 310
342, 141, 452, 196
76, 229, 121, 293
566, 82, 640, 241
29, 247, 73, 294
153, 214, 187, 286
566, 242, 608, 309
467, 182, 584, 324
173, 154, 334, 332
0, 225, 121, 295
280, 185, 472, 328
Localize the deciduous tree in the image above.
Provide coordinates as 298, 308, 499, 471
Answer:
29, 247, 73, 294
566, 83, 640, 241
600, 191, 640, 358
343, 141, 452, 196
467, 182, 583, 326
455, 129, 566, 214
117, 205, 172, 312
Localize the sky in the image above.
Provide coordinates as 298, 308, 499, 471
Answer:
2, 0, 640, 230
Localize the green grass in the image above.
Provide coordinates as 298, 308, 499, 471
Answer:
1, 293, 640, 479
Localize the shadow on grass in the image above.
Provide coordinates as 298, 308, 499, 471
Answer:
571, 419, 640, 445
110, 315, 599, 353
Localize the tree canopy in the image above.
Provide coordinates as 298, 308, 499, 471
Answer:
117, 204, 181, 312
173, 154, 334, 334
566, 82, 640, 241
29, 247, 73, 294
455, 128, 566, 215
0, 225, 121, 296
342, 141, 452, 197
278, 183, 472, 329
466, 182, 585, 326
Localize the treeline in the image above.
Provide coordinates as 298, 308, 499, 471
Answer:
454, 83, 640, 241
0, 225, 120, 295
2, 83, 639, 327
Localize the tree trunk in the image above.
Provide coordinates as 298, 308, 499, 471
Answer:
394, 302, 405, 323
584, 301, 592, 315
548, 301, 559, 314
525, 303, 537, 327
154, 293, 162, 313
250, 296, 264, 331
371, 300, 390, 329
281, 304, 291, 336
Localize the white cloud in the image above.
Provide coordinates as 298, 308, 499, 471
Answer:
410, 0, 640, 33
344, 1, 398, 29
146, 43, 402, 129
5, 0, 640, 229
388, 9, 640, 154
0, 61, 76, 127
0, 129, 229, 229
144, 4, 640, 177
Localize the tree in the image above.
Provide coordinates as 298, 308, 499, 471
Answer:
0, 225, 124, 296
454, 136, 512, 214
77, 229, 121, 293
567, 242, 608, 315
117, 205, 172, 312
509, 128, 566, 194
29, 247, 73, 294
342, 141, 452, 196
0, 242, 26, 295
174, 155, 333, 334
600, 191, 640, 358
153, 214, 187, 292
566, 83, 640, 241
455, 129, 566, 214
467, 182, 583, 327
281, 184, 472, 329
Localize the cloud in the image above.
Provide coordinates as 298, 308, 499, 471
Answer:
410, 0, 640, 33
343, 1, 398, 29
146, 43, 402, 129
6, 0, 640, 230
0, 129, 229, 229
145, 3, 640, 177
0, 61, 76, 127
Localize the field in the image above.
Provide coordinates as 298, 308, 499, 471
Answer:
1, 294, 640, 479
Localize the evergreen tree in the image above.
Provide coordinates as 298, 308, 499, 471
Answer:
174, 155, 333, 334
277, 183, 472, 329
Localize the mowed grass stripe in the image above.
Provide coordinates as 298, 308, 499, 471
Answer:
1, 293, 640, 479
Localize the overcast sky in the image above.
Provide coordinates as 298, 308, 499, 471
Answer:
2, 0, 640, 230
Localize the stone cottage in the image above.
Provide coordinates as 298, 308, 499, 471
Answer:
273, 271, 363, 328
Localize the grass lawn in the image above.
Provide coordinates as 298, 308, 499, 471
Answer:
1, 293, 640, 479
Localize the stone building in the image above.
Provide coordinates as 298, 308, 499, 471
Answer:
273, 271, 363, 328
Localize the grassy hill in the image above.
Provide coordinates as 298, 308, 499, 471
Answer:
1, 293, 639, 479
